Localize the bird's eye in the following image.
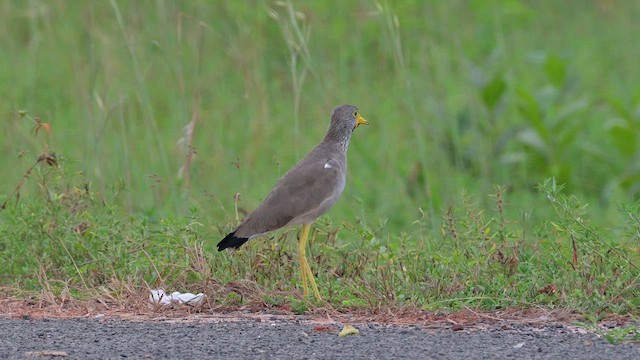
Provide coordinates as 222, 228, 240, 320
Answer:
353, 111, 358, 117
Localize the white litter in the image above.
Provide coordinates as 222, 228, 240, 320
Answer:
149, 289, 206, 307
513, 342, 525, 349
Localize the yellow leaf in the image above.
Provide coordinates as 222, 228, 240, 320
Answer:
338, 324, 359, 337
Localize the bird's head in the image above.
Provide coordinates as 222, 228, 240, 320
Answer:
330, 104, 369, 133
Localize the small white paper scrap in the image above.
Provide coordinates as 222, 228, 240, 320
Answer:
149, 289, 205, 306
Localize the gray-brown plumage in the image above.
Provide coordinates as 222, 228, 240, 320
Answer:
218, 104, 367, 250
217, 104, 368, 300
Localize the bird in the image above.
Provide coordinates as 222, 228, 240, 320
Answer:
217, 104, 368, 300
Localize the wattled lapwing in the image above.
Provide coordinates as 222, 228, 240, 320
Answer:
217, 105, 368, 300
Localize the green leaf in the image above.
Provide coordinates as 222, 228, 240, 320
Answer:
481, 73, 506, 111
553, 99, 588, 125
517, 87, 549, 142
557, 124, 581, 151
544, 54, 567, 87
605, 95, 635, 124
609, 125, 636, 156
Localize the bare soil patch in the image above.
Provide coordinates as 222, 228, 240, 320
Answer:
0, 295, 631, 332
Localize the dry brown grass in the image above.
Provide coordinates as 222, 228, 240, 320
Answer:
2, 290, 634, 333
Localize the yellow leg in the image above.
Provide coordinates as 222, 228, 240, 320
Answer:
298, 224, 322, 300
297, 227, 309, 296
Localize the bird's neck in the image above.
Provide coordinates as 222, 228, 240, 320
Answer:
322, 127, 352, 152
322, 136, 350, 153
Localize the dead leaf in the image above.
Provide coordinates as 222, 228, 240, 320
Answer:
338, 324, 359, 337
37, 152, 58, 167
313, 325, 336, 333
33, 119, 52, 137
537, 283, 557, 294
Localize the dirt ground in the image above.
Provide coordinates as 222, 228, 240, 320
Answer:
0, 295, 607, 329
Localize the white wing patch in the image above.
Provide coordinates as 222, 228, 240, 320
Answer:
324, 162, 333, 169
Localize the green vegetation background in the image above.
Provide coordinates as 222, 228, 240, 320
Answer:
2, 1, 640, 319
4, 0, 639, 225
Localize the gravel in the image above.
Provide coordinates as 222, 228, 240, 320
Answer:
1, 318, 639, 359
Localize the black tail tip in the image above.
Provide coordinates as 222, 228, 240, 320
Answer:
217, 232, 249, 251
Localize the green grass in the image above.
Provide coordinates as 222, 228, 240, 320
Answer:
2, 163, 639, 316
2, 1, 640, 318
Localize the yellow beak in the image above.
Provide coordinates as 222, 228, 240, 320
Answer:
356, 113, 369, 128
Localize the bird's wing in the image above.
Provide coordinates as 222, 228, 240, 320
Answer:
234, 156, 344, 237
